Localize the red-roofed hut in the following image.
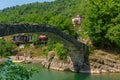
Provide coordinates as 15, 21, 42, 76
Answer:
38, 35, 48, 45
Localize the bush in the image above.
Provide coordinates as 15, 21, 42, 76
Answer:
43, 39, 56, 56
82, 0, 120, 48
0, 39, 16, 57
54, 43, 68, 60
0, 62, 37, 80
30, 33, 39, 44
44, 39, 68, 60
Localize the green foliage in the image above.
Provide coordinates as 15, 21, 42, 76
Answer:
43, 39, 56, 56
48, 15, 73, 35
54, 43, 68, 60
106, 24, 120, 47
81, 0, 120, 48
0, 62, 37, 80
0, 39, 16, 57
30, 33, 39, 44
44, 39, 68, 60
46, 39, 56, 51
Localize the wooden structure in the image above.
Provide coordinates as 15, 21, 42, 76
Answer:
13, 34, 32, 45
38, 35, 48, 45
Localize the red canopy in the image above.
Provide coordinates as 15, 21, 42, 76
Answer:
39, 35, 47, 39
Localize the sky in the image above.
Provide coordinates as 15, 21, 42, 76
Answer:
0, 0, 54, 10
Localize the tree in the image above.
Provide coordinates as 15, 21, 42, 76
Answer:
54, 43, 68, 60
81, 0, 120, 48
0, 39, 16, 57
0, 62, 37, 80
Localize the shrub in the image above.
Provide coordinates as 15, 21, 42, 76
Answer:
54, 43, 68, 60
44, 39, 68, 60
0, 62, 37, 80
0, 39, 16, 57
82, 0, 120, 48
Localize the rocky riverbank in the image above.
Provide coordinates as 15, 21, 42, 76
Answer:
32, 50, 120, 74
32, 51, 80, 72
81, 50, 120, 73
1, 50, 120, 74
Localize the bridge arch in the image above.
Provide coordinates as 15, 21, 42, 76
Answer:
0, 24, 88, 72
0, 24, 85, 49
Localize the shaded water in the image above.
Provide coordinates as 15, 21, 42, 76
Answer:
30, 64, 120, 80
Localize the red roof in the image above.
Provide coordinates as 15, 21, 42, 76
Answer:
39, 35, 47, 39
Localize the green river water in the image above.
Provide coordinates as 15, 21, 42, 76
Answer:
29, 64, 120, 80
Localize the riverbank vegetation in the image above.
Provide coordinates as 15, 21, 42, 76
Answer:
0, 62, 37, 80
0, 39, 16, 57
44, 39, 68, 60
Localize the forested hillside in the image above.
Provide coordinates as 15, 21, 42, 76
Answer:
0, 0, 86, 36
81, 0, 120, 50
0, 0, 120, 50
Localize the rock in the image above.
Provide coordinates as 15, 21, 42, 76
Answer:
79, 69, 101, 74
48, 51, 55, 62
88, 51, 120, 73
101, 69, 108, 73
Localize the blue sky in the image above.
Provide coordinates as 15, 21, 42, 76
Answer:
0, 0, 54, 10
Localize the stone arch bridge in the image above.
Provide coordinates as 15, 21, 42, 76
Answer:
0, 24, 88, 72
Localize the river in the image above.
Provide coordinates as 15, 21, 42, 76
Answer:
29, 64, 120, 80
